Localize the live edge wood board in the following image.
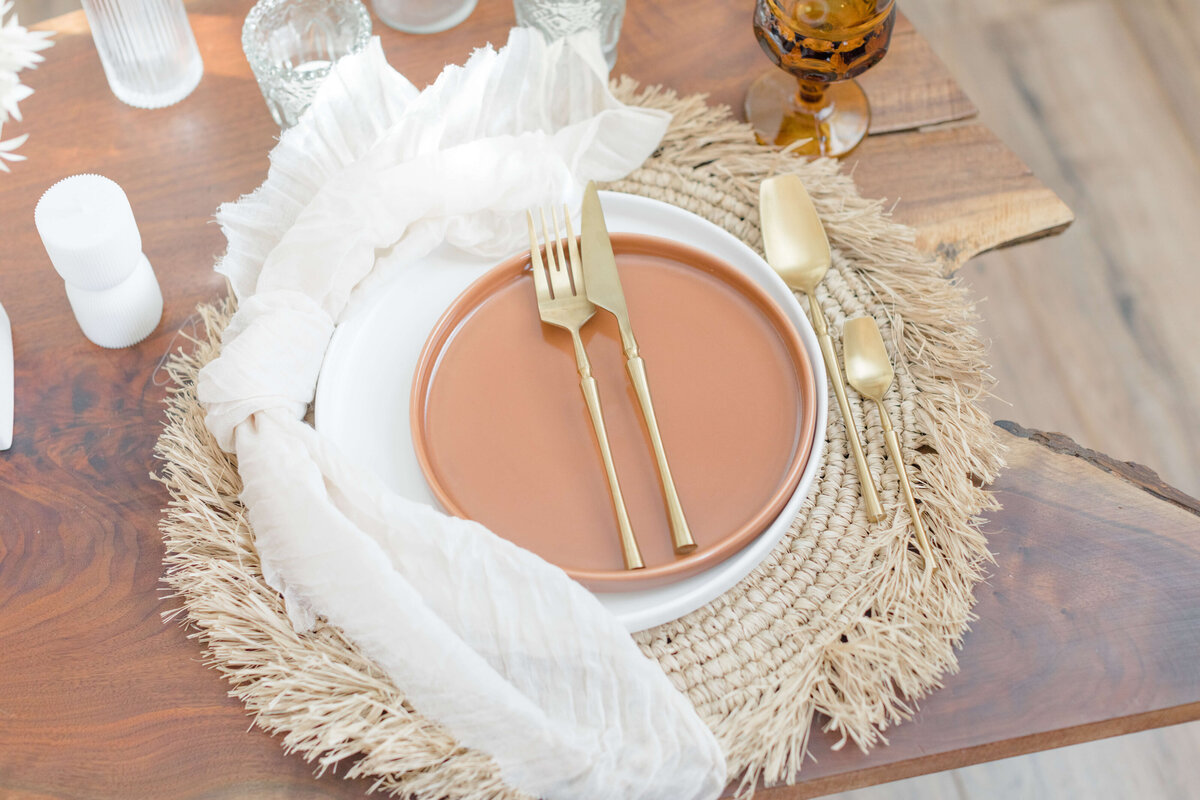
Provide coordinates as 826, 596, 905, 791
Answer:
0, 2, 1193, 799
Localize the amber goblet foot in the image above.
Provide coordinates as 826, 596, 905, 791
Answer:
746, 70, 870, 157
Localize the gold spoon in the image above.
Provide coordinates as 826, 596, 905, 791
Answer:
843, 315, 937, 574
760, 174, 885, 522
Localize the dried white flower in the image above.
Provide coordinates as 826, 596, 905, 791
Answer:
0, 1, 53, 172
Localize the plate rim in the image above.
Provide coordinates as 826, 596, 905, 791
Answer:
408, 231, 820, 590
314, 190, 829, 631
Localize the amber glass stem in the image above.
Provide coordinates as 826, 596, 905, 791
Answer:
794, 80, 833, 119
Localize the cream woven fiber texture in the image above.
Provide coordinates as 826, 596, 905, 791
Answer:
155, 82, 1005, 798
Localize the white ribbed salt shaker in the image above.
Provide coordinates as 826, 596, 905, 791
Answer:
34, 175, 164, 349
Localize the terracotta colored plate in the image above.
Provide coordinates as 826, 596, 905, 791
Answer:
411, 233, 817, 591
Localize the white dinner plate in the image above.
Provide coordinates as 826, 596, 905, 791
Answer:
314, 191, 828, 631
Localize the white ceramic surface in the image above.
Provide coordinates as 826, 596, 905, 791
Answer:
314, 192, 828, 631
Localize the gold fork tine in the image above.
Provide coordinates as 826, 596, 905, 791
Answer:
527, 211, 551, 301
550, 207, 568, 279
540, 208, 570, 300
564, 205, 583, 296
539, 208, 553, 270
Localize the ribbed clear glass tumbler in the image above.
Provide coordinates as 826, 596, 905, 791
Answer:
80, 0, 204, 109
242, 0, 373, 129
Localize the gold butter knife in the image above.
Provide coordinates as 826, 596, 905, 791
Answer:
581, 182, 696, 554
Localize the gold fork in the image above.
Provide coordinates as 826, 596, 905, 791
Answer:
527, 206, 645, 571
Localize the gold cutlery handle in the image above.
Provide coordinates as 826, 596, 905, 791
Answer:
814, 316, 885, 523
626, 355, 695, 554
881, 424, 936, 573
570, 330, 643, 570
579, 375, 644, 570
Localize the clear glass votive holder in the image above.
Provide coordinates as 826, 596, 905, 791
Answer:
513, 0, 626, 71
243, 0, 373, 129
371, 0, 478, 34
80, 0, 204, 109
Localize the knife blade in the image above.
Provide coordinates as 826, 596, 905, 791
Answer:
580, 181, 696, 554
581, 182, 636, 353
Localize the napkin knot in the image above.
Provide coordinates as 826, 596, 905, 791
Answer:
198, 290, 334, 451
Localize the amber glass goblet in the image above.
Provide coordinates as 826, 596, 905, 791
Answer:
747, 0, 896, 157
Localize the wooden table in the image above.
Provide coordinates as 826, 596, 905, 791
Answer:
0, 3, 1195, 798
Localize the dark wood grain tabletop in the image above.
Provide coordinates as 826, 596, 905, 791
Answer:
0, 2, 1195, 798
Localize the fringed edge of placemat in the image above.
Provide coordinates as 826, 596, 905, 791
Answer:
609, 80, 1005, 791
155, 299, 529, 799
153, 81, 1005, 798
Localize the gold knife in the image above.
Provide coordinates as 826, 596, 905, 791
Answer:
580, 182, 696, 554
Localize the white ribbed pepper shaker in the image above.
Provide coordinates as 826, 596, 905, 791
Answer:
34, 174, 164, 349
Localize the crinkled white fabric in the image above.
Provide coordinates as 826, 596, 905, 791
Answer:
196, 30, 726, 800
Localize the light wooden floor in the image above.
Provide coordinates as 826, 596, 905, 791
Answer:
825, 0, 1200, 797
905, 0, 1200, 499
12, 0, 1198, 798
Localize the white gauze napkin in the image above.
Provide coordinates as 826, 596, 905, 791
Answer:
197, 29, 726, 800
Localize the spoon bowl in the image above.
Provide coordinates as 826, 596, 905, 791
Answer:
760, 174, 832, 295
844, 316, 894, 401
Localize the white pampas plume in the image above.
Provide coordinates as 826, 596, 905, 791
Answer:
0, 2, 53, 172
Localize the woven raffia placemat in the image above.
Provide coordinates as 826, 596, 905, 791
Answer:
155, 81, 1005, 797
